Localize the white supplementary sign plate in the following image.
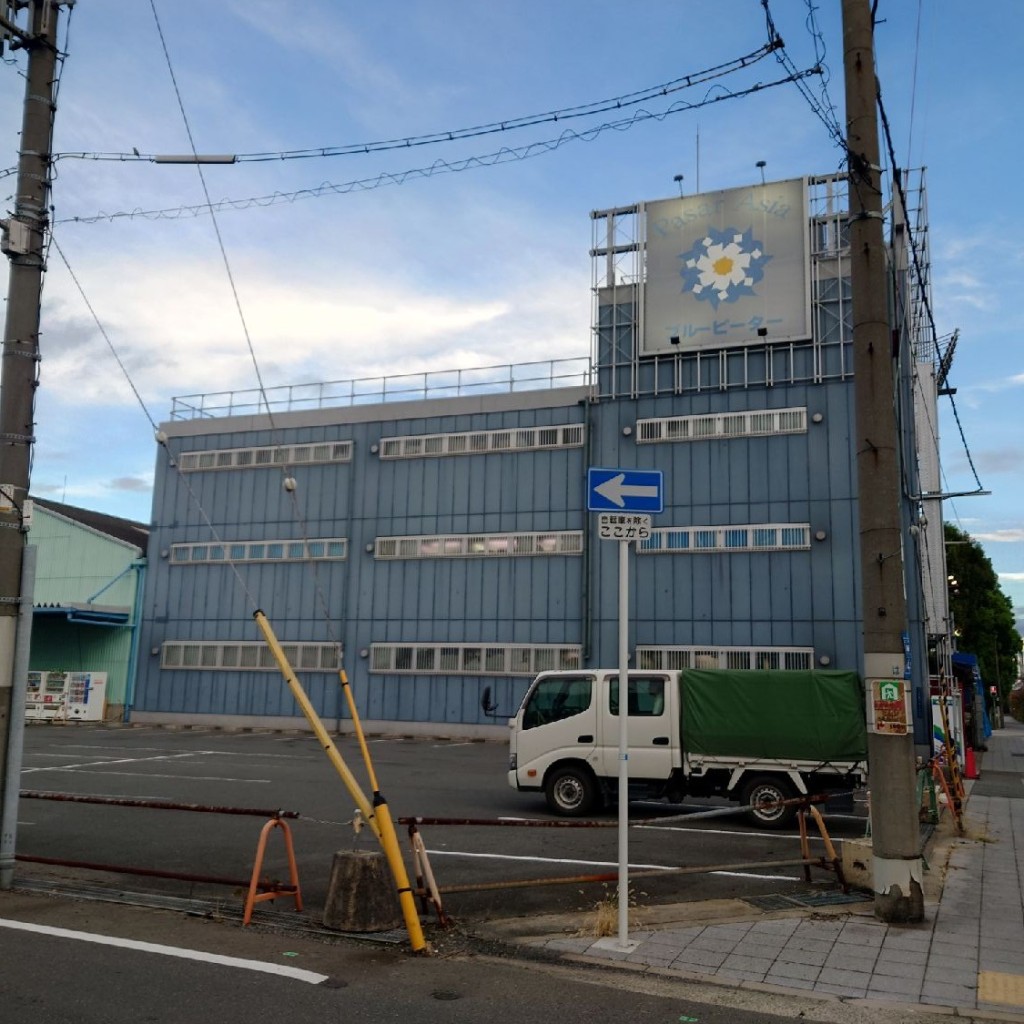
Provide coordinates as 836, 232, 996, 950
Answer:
598, 513, 651, 541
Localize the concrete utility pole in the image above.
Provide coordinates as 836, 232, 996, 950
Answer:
0, 1, 63, 855
842, 0, 924, 922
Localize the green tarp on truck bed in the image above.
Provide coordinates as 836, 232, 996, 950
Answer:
679, 669, 868, 762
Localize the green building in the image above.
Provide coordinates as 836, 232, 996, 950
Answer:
27, 499, 148, 722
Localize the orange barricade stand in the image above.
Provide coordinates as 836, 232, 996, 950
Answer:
243, 816, 303, 926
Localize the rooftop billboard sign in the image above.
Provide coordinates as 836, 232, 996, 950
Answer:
640, 177, 811, 355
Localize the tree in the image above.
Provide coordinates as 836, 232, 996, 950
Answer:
944, 523, 1022, 708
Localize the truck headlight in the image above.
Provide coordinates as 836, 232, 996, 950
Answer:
509, 753, 517, 770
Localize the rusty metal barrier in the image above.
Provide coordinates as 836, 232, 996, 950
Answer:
17, 790, 303, 924
398, 791, 848, 902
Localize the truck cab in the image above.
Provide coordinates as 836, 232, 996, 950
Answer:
508, 669, 678, 815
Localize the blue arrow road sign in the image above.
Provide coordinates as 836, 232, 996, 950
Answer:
588, 467, 664, 513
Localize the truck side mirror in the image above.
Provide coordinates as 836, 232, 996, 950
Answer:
481, 686, 500, 718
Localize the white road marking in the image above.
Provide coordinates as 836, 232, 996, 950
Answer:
40, 749, 181, 757
21, 753, 199, 774
23, 770, 271, 782
0, 918, 329, 984
425, 848, 675, 870
637, 824, 803, 840
423, 848, 799, 880
21, 752, 271, 783
21, 753, 122, 759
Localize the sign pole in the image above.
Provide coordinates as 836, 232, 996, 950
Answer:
586, 466, 662, 953
616, 536, 630, 948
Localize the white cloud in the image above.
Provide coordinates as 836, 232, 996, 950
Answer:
38, 244, 589, 414
974, 530, 1024, 544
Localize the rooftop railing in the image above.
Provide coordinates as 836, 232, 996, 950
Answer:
169, 357, 593, 421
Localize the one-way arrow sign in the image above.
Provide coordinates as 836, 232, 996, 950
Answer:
587, 467, 664, 512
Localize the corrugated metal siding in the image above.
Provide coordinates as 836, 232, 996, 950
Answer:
134, 372, 863, 729
137, 400, 592, 726
28, 507, 143, 711
31, 508, 142, 607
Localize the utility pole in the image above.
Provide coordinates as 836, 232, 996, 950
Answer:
842, 0, 924, 922
0, 1, 64, 862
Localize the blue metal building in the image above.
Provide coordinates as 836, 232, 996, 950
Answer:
131, 173, 943, 740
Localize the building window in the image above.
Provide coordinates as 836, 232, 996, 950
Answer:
374, 531, 582, 560
177, 441, 352, 472
378, 423, 585, 459
170, 537, 348, 565
369, 643, 582, 676
636, 407, 807, 444
160, 641, 340, 672
639, 524, 810, 554
635, 646, 814, 671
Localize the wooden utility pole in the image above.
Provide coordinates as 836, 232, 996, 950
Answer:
0, 1, 63, 867
842, 0, 924, 922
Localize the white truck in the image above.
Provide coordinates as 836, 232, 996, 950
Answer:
507, 667, 868, 827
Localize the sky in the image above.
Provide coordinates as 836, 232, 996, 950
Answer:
1, 0, 1022, 628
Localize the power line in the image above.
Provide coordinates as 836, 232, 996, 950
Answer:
145, 0, 344, 639
146, 0, 273, 425
52, 40, 783, 166
50, 237, 156, 432
762, 0, 844, 150
874, 90, 985, 495
57, 68, 820, 227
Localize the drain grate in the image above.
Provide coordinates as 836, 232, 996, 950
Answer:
744, 888, 871, 912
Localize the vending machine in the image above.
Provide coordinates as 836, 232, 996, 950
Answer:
66, 671, 107, 721
24, 670, 45, 721
40, 670, 69, 720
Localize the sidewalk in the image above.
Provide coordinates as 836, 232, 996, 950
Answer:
499, 718, 1024, 1019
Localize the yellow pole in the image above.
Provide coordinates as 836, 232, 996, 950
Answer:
253, 612, 379, 838
253, 612, 427, 953
338, 668, 381, 792
337, 667, 432, 946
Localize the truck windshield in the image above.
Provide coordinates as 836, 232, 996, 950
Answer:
522, 676, 593, 730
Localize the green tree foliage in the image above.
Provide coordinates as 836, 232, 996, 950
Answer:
944, 523, 1022, 707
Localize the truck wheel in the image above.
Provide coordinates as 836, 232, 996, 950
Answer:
741, 775, 798, 829
545, 765, 598, 817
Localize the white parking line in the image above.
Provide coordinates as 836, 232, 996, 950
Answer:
0, 918, 329, 984
637, 825, 803, 840
24, 770, 271, 783
20, 752, 270, 783
423, 848, 799, 880
21, 753, 199, 774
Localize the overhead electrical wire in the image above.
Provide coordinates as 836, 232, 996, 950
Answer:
52, 39, 783, 166
50, 234, 260, 608
143, 0, 349, 640
762, 0, 844, 150
875, 89, 984, 495
57, 68, 821, 227
904, 0, 925, 171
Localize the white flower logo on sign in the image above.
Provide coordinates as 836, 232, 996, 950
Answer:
678, 226, 772, 309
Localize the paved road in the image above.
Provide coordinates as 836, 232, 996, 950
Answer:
13, 724, 868, 924
0, 895, 812, 1024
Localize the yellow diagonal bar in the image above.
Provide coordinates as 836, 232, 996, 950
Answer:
254, 612, 427, 953
253, 612, 379, 836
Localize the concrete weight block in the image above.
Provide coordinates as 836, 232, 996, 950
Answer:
322, 850, 403, 932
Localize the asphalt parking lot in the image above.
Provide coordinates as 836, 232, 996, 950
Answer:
12, 722, 870, 926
